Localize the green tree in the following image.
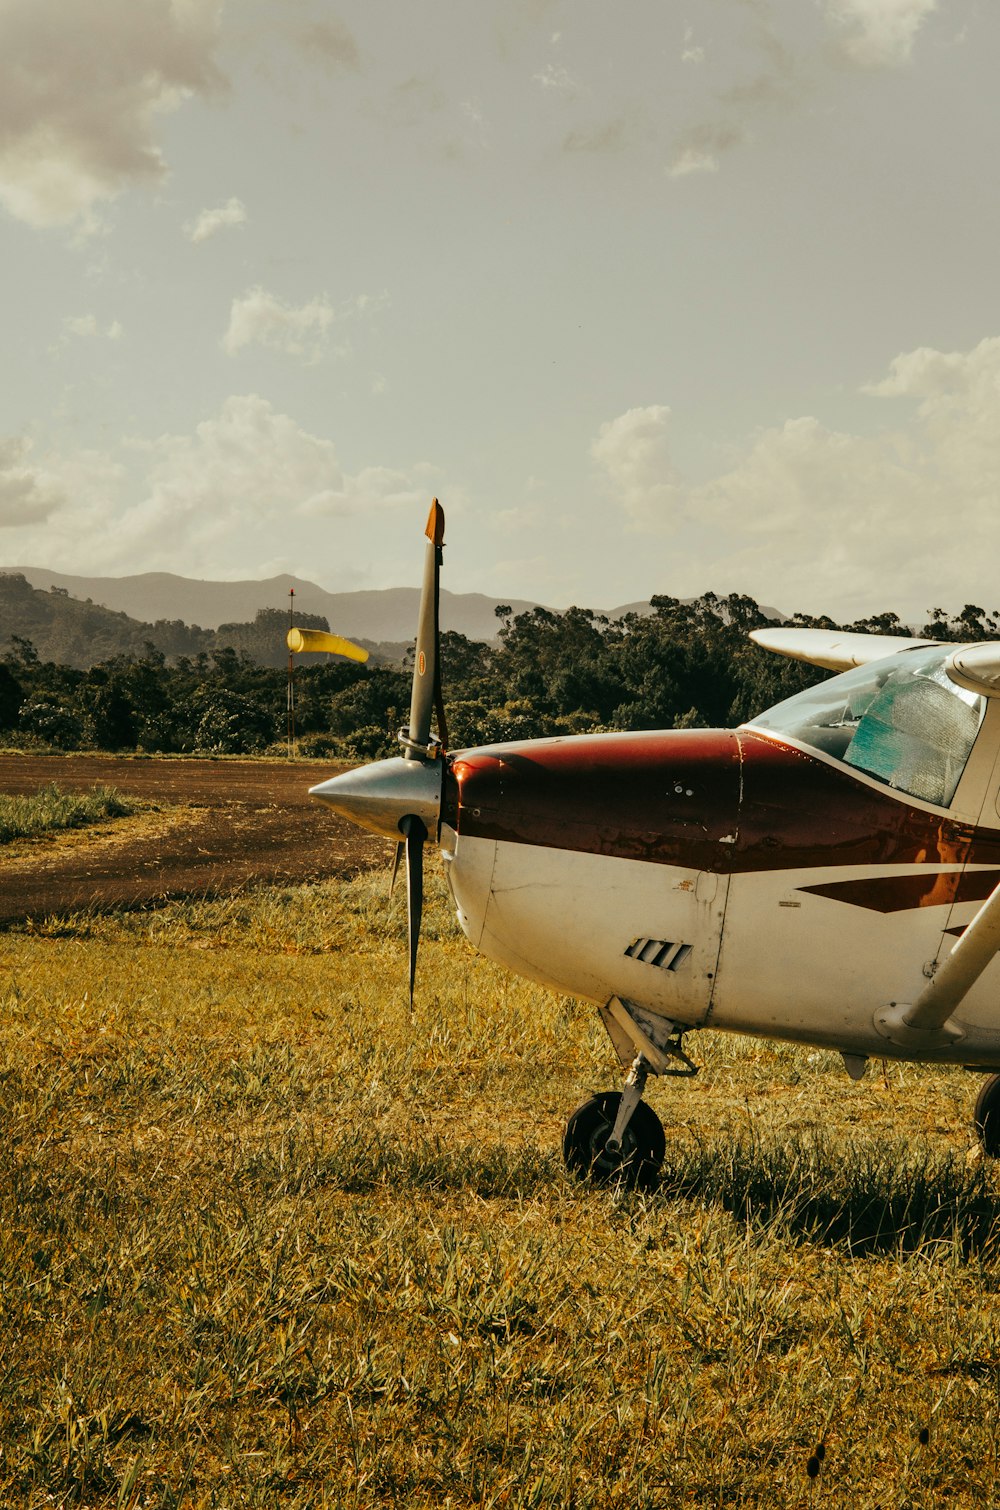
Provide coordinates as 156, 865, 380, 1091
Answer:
0, 665, 24, 731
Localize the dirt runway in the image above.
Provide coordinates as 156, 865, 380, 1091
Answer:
0, 754, 391, 925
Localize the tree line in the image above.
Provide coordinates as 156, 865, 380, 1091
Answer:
0, 592, 995, 758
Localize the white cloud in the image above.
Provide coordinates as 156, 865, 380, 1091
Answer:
593, 337, 1000, 617
682, 31, 706, 65
823, 0, 938, 68
131, 396, 349, 546
0, 436, 66, 526
591, 406, 684, 527
222, 287, 335, 362
185, 196, 247, 243
0, 0, 226, 229
62, 313, 123, 340
4, 397, 436, 576
668, 124, 744, 178
532, 64, 579, 91
222, 285, 388, 362
122, 397, 432, 566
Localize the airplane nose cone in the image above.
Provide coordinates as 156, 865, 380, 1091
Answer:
309, 756, 443, 842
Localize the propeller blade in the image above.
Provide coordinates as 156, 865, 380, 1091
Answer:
404, 499, 446, 759
388, 839, 403, 898
286, 627, 369, 663
401, 814, 426, 1008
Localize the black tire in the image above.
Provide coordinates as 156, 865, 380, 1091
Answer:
563, 1091, 665, 1191
974, 1073, 1000, 1157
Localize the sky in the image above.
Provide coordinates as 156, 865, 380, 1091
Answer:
0, 0, 997, 622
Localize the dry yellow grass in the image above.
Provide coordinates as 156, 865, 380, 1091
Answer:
2, 865, 1000, 1506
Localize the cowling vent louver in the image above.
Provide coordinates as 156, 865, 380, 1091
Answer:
625, 937, 692, 972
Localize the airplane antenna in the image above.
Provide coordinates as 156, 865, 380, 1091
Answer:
287, 586, 296, 759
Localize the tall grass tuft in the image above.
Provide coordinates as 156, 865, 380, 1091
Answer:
0, 783, 140, 844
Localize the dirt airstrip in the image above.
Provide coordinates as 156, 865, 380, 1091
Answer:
0, 754, 392, 926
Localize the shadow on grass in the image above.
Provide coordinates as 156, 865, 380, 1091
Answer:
657, 1131, 1000, 1258
234, 1125, 1000, 1258
236, 1130, 565, 1203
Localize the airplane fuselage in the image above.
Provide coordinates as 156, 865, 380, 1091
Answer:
440, 723, 1000, 1066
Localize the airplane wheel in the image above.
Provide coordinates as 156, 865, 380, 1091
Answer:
974, 1074, 1000, 1157
563, 1091, 665, 1191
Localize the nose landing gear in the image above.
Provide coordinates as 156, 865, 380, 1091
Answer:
562, 998, 699, 1190
563, 1082, 666, 1191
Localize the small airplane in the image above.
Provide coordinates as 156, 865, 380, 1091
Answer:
310, 501, 1000, 1187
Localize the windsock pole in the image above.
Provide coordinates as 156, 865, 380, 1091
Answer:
287, 587, 296, 758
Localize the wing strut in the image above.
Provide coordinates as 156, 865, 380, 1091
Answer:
874, 879, 1000, 1048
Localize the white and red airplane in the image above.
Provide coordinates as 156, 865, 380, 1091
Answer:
310, 502, 1000, 1187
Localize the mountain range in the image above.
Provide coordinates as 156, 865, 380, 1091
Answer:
9, 566, 652, 643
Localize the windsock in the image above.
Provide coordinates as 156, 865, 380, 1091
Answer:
286, 628, 369, 662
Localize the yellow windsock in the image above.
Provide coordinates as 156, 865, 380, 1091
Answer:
286, 627, 369, 662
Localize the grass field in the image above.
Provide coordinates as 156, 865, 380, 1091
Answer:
3, 865, 1000, 1507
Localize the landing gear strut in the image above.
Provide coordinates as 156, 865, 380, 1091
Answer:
562, 996, 698, 1190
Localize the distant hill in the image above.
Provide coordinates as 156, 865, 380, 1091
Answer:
1, 567, 786, 670
0, 574, 336, 671
9, 567, 542, 643
6, 566, 784, 644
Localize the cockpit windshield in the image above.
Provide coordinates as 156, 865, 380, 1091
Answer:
745, 645, 986, 808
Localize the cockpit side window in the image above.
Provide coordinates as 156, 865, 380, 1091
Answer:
746, 646, 985, 808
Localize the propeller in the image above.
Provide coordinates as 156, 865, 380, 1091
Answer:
401, 498, 447, 760
308, 500, 447, 1006
400, 814, 427, 1006
392, 500, 447, 1003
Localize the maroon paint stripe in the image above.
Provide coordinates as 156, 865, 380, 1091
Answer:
797, 869, 1000, 914
447, 729, 741, 871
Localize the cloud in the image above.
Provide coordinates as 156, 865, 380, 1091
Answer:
185, 196, 247, 243
532, 63, 580, 91
668, 124, 744, 178
295, 17, 360, 74
593, 337, 1000, 618
0, 0, 226, 229
0, 436, 66, 526
4, 398, 437, 577
62, 313, 122, 340
682, 27, 705, 64
119, 396, 432, 568
823, 0, 938, 68
132, 396, 348, 546
863, 342, 980, 406
591, 406, 684, 527
223, 285, 388, 362
667, 13, 801, 179
222, 286, 336, 361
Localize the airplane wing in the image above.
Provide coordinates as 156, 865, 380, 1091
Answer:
749, 627, 934, 672
751, 627, 1000, 699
